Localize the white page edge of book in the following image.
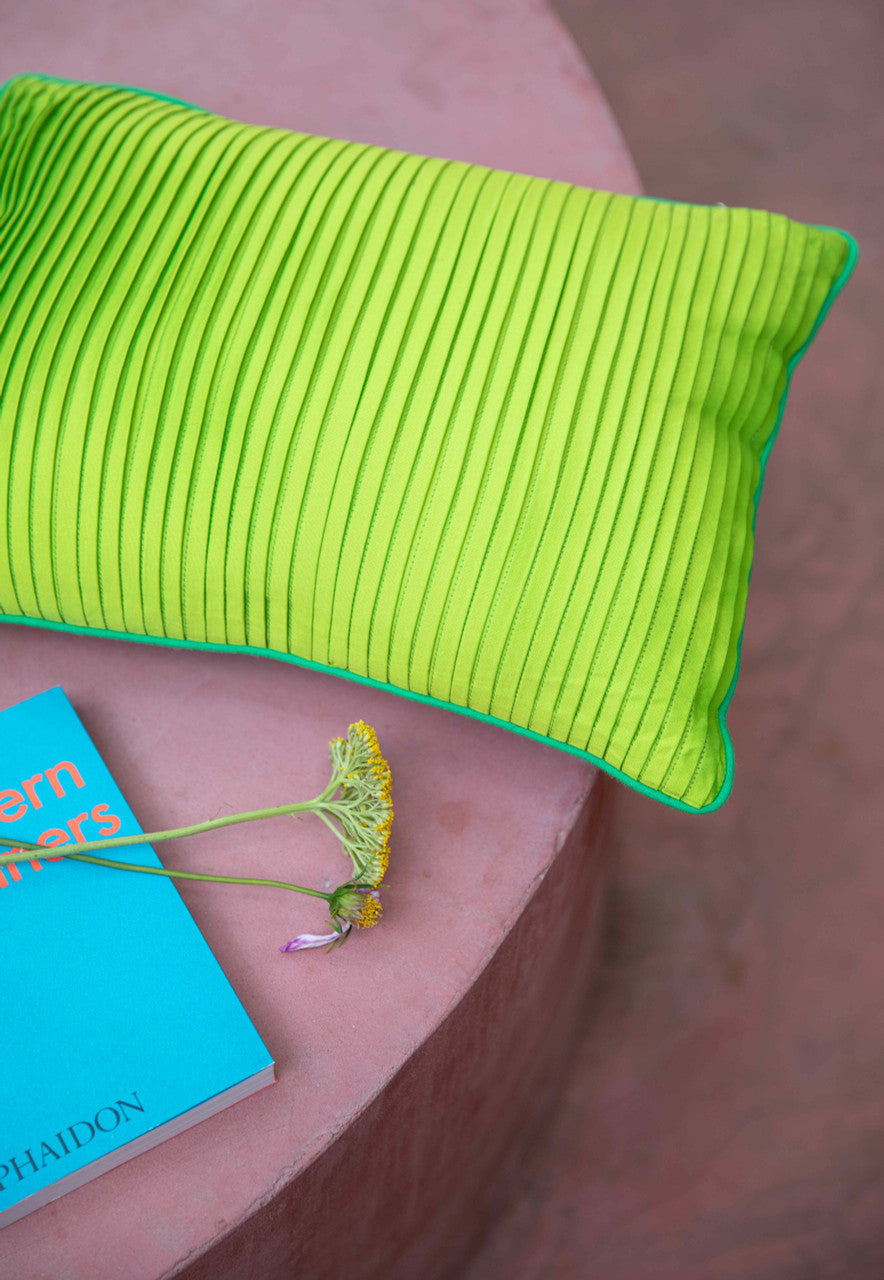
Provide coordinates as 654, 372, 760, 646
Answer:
0, 1063, 276, 1229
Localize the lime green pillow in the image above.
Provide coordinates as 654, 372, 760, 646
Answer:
0, 73, 855, 811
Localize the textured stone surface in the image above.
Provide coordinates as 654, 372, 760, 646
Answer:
464, 2, 884, 1277
0, 624, 608, 1280
0, 0, 639, 190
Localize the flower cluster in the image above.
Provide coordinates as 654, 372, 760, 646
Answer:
279, 724, 392, 952
0, 719, 393, 959
326, 720, 393, 888
280, 884, 383, 953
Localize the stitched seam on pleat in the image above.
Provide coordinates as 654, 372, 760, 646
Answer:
611, 214, 784, 789
339, 162, 477, 672
414, 178, 552, 695
49, 108, 206, 624
1, 89, 143, 614
248, 142, 389, 647
421, 176, 548, 697
555, 202, 681, 748
459, 187, 592, 710
474, 189, 599, 713
322, 159, 455, 660
29, 96, 157, 613
0, 83, 122, 277
0, 86, 89, 608
663, 219, 814, 800
312, 154, 443, 662
263, 148, 411, 655
358, 166, 498, 681
365, 169, 536, 688
518, 194, 630, 731
162, 130, 302, 640
597, 212, 728, 785
453, 192, 614, 714
623, 217, 744, 789
539, 199, 659, 737
221, 137, 355, 645
303, 154, 429, 659
562, 203, 689, 749
0, 83, 37, 221
231, 140, 367, 646
417, 181, 573, 702
112, 117, 237, 631
379, 169, 519, 687
140, 128, 280, 636
196, 135, 328, 640
673, 225, 822, 803
495, 192, 616, 723
388, 171, 536, 687
666, 216, 789, 801
654, 217, 768, 799
502, 202, 675, 726
10, 93, 160, 617
120, 121, 252, 634
0, 82, 69, 242
90, 111, 227, 631
605, 212, 770, 784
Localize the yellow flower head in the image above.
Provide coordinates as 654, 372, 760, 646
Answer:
329, 883, 383, 930
327, 721, 393, 887
279, 883, 382, 954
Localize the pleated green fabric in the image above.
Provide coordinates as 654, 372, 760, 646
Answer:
0, 74, 855, 811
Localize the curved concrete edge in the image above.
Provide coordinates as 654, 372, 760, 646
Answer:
170, 774, 614, 1280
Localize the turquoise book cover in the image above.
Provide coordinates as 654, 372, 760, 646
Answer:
0, 686, 275, 1228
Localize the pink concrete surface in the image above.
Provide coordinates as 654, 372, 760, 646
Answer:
461, 3, 884, 1278
0, 0, 640, 192
0, 3, 638, 1277
177, 764, 612, 1280
0, 627, 609, 1280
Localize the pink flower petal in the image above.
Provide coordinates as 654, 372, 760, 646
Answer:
279, 926, 350, 953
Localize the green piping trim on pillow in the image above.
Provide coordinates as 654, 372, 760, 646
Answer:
8, 70, 210, 117
709, 224, 857, 811
0, 607, 732, 810
0, 75, 857, 812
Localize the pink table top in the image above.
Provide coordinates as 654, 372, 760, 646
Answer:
0, 3, 638, 1276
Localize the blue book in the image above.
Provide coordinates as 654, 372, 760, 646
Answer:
0, 687, 275, 1227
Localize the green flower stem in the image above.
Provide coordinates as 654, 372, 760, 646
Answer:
59, 851, 330, 899
0, 780, 346, 866
0, 834, 330, 900
314, 808, 349, 846
313, 809, 370, 880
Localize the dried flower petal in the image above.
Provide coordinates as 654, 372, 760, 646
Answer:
279, 927, 351, 953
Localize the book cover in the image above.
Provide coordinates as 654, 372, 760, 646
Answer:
0, 686, 275, 1228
